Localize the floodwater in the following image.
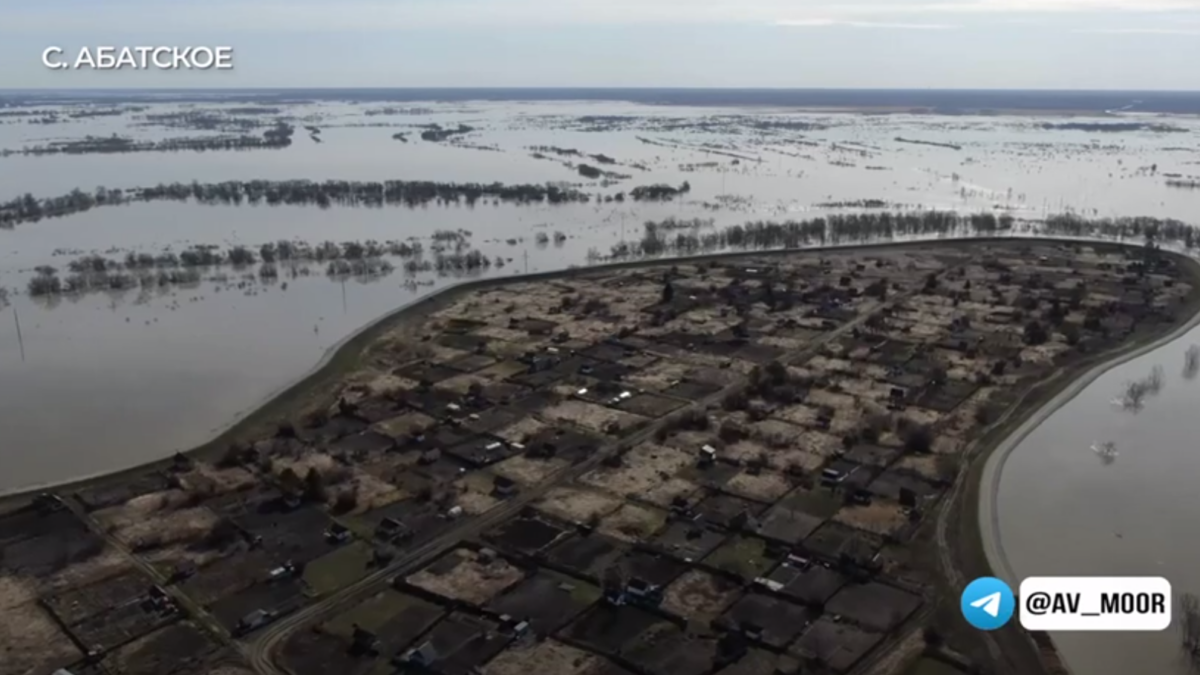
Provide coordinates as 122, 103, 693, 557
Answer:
3, 96, 1200, 674
1, 100, 1197, 477
996, 322, 1200, 675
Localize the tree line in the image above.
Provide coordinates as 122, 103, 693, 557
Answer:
601, 211, 1197, 260
0, 124, 295, 157
0, 179, 594, 227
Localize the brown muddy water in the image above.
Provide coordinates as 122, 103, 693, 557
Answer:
2, 97, 1200, 675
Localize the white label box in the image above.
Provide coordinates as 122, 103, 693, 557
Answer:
1019, 577, 1172, 631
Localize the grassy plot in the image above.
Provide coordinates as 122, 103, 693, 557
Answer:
323, 589, 414, 636
303, 541, 376, 596
703, 535, 773, 580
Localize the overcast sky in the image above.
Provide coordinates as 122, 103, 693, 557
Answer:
3, 0, 1199, 89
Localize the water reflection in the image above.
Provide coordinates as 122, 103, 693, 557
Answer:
1091, 440, 1119, 465
1113, 365, 1166, 414
1184, 346, 1199, 380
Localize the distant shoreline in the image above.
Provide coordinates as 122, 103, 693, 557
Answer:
3, 87, 1200, 115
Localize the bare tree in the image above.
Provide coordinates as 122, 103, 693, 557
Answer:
1182, 592, 1200, 671
1184, 346, 1200, 381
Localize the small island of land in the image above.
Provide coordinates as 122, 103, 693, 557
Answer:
1, 239, 1195, 675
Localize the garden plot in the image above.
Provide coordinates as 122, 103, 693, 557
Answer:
534, 486, 623, 524
96, 503, 221, 552
482, 640, 610, 675
723, 470, 793, 502
540, 400, 648, 435
1, 601, 82, 675
493, 415, 550, 443
597, 503, 668, 542
833, 499, 911, 537
580, 443, 693, 498
487, 570, 601, 634
406, 548, 524, 605
661, 569, 743, 623
492, 454, 569, 486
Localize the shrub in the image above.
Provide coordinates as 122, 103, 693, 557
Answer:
903, 424, 934, 454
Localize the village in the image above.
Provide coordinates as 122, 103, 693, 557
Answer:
1, 238, 1193, 675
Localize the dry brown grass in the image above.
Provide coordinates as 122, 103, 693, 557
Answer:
437, 373, 489, 395
540, 400, 648, 435
580, 443, 692, 498
494, 416, 549, 443
833, 501, 910, 536
453, 473, 501, 516
724, 471, 793, 502
643, 477, 703, 507
179, 464, 257, 496
39, 548, 130, 596
894, 454, 940, 480
0, 601, 79, 675
373, 411, 437, 439
0, 576, 37, 611
662, 570, 741, 622
534, 486, 622, 523
97, 505, 220, 551
406, 549, 523, 605
333, 469, 406, 513
598, 503, 668, 542
482, 639, 602, 675
492, 455, 569, 486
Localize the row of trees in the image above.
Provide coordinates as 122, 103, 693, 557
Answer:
601, 211, 1198, 261
1, 179, 594, 226
1, 125, 295, 158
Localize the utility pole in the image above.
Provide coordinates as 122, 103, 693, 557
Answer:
523, 249, 528, 274
340, 277, 347, 313
14, 307, 24, 361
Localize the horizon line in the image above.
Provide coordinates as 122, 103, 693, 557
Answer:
3, 85, 1200, 94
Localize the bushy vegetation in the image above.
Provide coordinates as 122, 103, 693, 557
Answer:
1, 179, 591, 227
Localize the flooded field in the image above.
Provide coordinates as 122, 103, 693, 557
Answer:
2, 97, 1199, 491
3, 92, 1200, 675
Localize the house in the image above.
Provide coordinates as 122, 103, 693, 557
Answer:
625, 578, 664, 607
849, 489, 872, 506
236, 609, 275, 636
325, 523, 352, 544
268, 561, 300, 581
351, 624, 380, 653
397, 641, 439, 667
493, 476, 518, 497
499, 614, 531, 637
170, 562, 197, 583
821, 467, 847, 487
376, 517, 411, 542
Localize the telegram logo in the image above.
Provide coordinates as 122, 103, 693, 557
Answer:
961, 576, 1015, 630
